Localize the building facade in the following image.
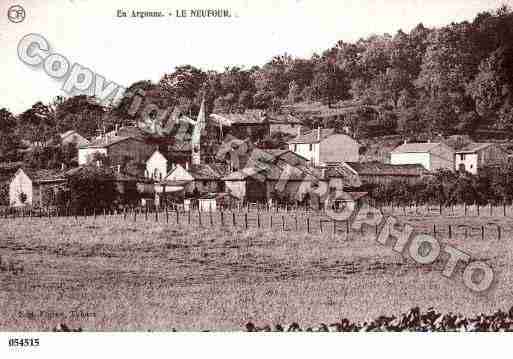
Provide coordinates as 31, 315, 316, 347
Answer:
454, 143, 507, 174
390, 142, 454, 171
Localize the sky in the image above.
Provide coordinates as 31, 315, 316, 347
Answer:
0, 0, 512, 114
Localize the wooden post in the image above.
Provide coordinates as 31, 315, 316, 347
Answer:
244, 213, 248, 229
166, 207, 169, 223
282, 215, 285, 231
333, 219, 336, 235
346, 220, 349, 234
123, 207, 127, 221
134, 208, 137, 222
270, 215, 273, 228
464, 203, 467, 216
306, 217, 310, 233
198, 210, 202, 227
232, 212, 236, 226
477, 203, 480, 216
433, 224, 436, 237
490, 203, 493, 216
481, 226, 485, 240
145, 207, 148, 221
319, 219, 323, 233
209, 211, 213, 226
448, 225, 452, 239
504, 202, 506, 217
257, 213, 260, 228
221, 211, 224, 227
155, 208, 158, 222
176, 210, 179, 225
188, 210, 191, 225
295, 216, 298, 231
439, 203, 442, 215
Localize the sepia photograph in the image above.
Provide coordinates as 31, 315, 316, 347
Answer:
2, 0, 513, 355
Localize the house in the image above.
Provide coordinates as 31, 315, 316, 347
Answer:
9, 168, 66, 207
343, 161, 429, 186
163, 163, 224, 196
210, 111, 269, 140
287, 128, 360, 166
60, 130, 89, 148
390, 142, 454, 171
268, 114, 305, 136
145, 150, 168, 181
454, 143, 508, 174
78, 135, 155, 175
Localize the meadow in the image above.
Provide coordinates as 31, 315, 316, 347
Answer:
0, 208, 512, 331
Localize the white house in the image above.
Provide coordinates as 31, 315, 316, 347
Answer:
454, 142, 507, 174
9, 168, 66, 207
390, 142, 454, 171
287, 128, 360, 166
145, 150, 168, 181
60, 130, 89, 148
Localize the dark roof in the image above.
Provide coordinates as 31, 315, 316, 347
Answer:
455, 142, 494, 154
345, 161, 428, 177
188, 164, 222, 180
391, 142, 444, 153
288, 128, 336, 144
210, 112, 266, 125
267, 114, 302, 124
169, 141, 192, 152
81, 135, 143, 149
22, 169, 67, 183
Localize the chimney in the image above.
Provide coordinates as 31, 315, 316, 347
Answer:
317, 127, 321, 141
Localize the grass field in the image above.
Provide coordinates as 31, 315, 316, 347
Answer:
0, 210, 512, 331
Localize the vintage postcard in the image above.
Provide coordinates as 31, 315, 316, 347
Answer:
1, 0, 513, 351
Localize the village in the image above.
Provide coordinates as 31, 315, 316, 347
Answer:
2, 98, 509, 215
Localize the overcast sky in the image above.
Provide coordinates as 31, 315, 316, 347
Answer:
1, 0, 511, 114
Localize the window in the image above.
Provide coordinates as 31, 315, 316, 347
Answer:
459, 154, 464, 160
309, 144, 313, 151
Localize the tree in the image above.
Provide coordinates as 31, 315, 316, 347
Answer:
66, 166, 119, 211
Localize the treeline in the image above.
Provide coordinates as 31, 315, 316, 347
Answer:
1, 6, 513, 167
369, 164, 513, 205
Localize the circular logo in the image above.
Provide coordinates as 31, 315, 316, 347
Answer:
7, 5, 25, 23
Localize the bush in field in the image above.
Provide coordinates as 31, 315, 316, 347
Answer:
66, 165, 119, 211
370, 164, 513, 206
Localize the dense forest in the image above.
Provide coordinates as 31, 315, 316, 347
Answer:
1, 6, 513, 166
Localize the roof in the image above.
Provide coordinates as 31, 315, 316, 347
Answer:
455, 142, 494, 154
345, 161, 428, 177
60, 130, 77, 139
210, 112, 266, 125
188, 164, 222, 180
21, 168, 67, 183
267, 114, 302, 124
391, 142, 443, 154
80, 135, 143, 149
288, 128, 336, 144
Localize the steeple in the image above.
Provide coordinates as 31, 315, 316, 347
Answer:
191, 98, 206, 165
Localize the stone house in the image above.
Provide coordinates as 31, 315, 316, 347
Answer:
454, 143, 508, 174
390, 142, 454, 171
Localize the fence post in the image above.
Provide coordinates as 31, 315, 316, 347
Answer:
295, 216, 298, 231
464, 203, 467, 216
232, 212, 236, 227
176, 210, 179, 225
282, 215, 285, 231
319, 219, 323, 233
221, 211, 225, 227
123, 207, 127, 221
504, 201, 506, 217
498, 226, 501, 241
448, 225, 452, 239
198, 210, 202, 227
270, 215, 273, 228
188, 210, 191, 225
257, 213, 260, 228
155, 208, 158, 222
477, 203, 480, 216
209, 211, 213, 227
433, 224, 436, 237
490, 203, 493, 216
245, 213, 248, 229
333, 219, 336, 235
481, 226, 484, 240
134, 208, 137, 222
145, 207, 148, 221
166, 207, 169, 224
